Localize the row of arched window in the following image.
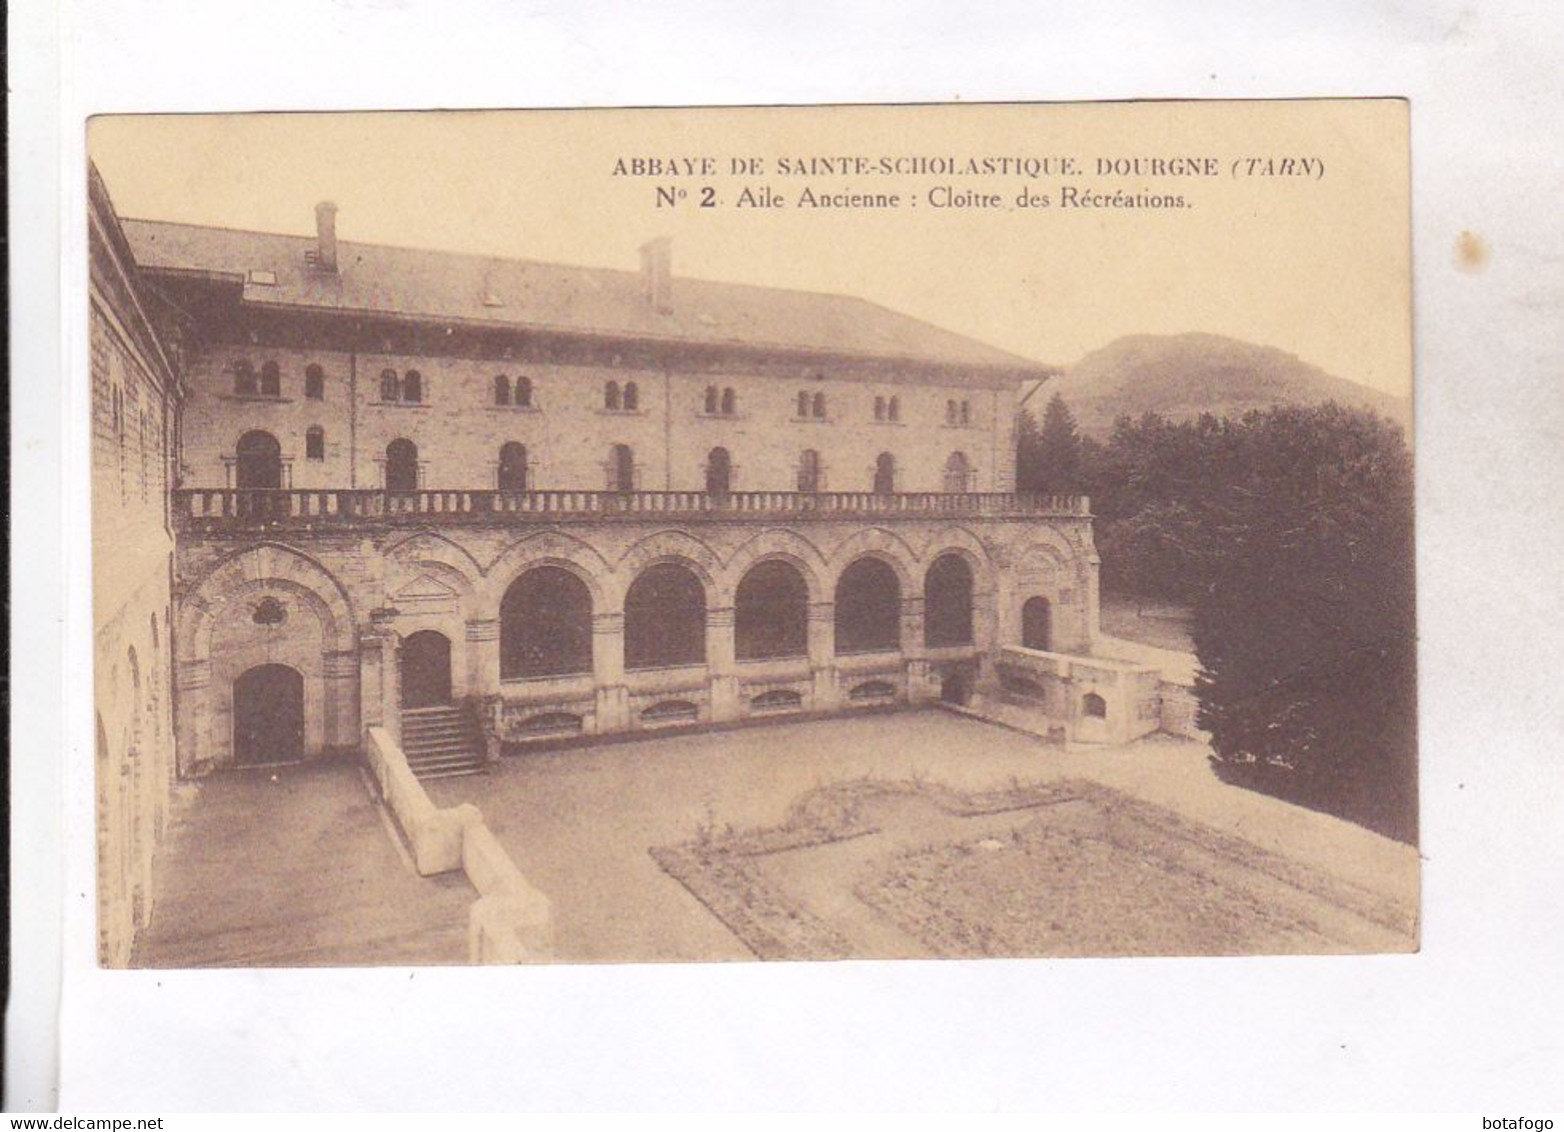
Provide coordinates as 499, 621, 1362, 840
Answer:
946, 399, 972, 426
604, 381, 640, 411
232, 360, 326, 400
234, 428, 976, 494
493, 375, 534, 407
496, 551, 978, 679
380, 369, 423, 404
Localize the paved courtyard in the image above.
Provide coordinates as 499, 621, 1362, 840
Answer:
426, 709, 1419, 963
132, 758, 474, 967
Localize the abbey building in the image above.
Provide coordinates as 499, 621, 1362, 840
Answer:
90, 164, 1170, 964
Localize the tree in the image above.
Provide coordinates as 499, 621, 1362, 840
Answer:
1015, 405, 1046, 493
1034, 393, 1084, 492
1194, 404, 1417, 843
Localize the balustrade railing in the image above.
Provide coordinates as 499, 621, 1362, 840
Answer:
174, 488, 1089, 528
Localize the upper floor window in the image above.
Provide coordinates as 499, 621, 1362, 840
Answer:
874, 396, 886, 421
704, 385, 736, 415
888, 396, 900, 422
304, 364, 325, 400
234, 361, 257, 396
605, 381, 621, 411
946, 399, 958, 425
305, 426, 326, 461
380, 369, 423, 404
798, 448, 822, 493
380, 369, 399, 402
623, 381, 639, 411
873, 451, 896, 494
812, 392, 826, 419
960, 400, 971, 425
721, 387, 736, 415
494, 374, 511, 405
498, 441, 528, 492
259, 361, 281, 397
403, 370, 423, 403
514, 376, 533, 408
705, 385, 720, 414
796, 391, 810, 418
607, 443, 635, 492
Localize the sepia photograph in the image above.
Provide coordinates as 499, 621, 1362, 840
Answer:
86, 101, 1417, 970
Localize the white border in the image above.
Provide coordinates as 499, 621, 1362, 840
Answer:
12, 0, 1564, 1113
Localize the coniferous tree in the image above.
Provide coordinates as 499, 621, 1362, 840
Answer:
1035, 393, 1084, 492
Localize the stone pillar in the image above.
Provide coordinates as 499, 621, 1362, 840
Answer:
706, 606, 742, 723
592, 611, 629, 733
322, 648, 361, 750
359, 616, 402, 747
1085, 551, 1103, 652
900, 594, 936, 702
174, 657, 211, 775
466, 618, 500, 697
807, 600, 838, 710
971, 586, 999, 707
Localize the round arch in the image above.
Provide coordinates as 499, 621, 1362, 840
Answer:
723, 528, 829, 604
834, 555, 902, 655
500, 565, 595, 679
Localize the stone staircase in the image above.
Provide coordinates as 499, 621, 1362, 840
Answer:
400, 704, 488, 779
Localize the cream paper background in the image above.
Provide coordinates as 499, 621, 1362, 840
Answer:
10, 0, 1563, 1112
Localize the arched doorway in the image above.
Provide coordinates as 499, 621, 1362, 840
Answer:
385, 438, 419, 492
705, 447, 732, 495
835, 556, 901, 654
925, 553, 974, 647
232, 664, 305, 766
735, 559, 809, 660
401, 630, 453, 707
873, 452, 896, 494
235, 430, 282, 489
500, 566, 594, 678
1022, 596, 1052, 651
609, 443, 635, 492
497, 442, 528, 492
942, 451, 971, 493
625, 562, 707, 668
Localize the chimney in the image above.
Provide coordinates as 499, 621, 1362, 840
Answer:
639, 237, 672, 314
314, 201, 339, 274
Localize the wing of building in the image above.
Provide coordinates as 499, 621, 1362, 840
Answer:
91, 163, 1179, 966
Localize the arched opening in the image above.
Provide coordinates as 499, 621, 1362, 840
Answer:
721, 387, 736, 415
514, 376, 532, 407
623, 381, 640, 411
625, 562, 707, 669
1083, 692, 1108, 719
873, 452, 896, 494
400, 630, 453, 708
494, 374, 510, 405
234, 360, 257, 396
874, 395, 886, 421
888, 395, 900, 422
605, 380, 621, 410
796, 391, 810, 418
232, 664, 305, 766
402, 371, 423, 403
704, 385, 719, 414
609, 443, 635, 492
943, 451, 971, 493
380, 369, 399, 402
812, 391, 826, 419
706, 446, 732, 495
304, 364, 325, 400
797, 449, 822, 493
735, 559, 809, 660
235, 430, 282, 489
835, 556, 901, 654
924, 553, 974, 647
498, 442, 528, 492
500, 566, 593, 679
1022, 596, 1052, 651
259, 361, 281, 396
385, 438, 419, 492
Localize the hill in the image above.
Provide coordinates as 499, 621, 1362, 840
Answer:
1041, 333, 1412, 438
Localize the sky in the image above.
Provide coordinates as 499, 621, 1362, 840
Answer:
89, 103, 1412, 398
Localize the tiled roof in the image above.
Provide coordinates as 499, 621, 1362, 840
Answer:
120, 218, 1049, 376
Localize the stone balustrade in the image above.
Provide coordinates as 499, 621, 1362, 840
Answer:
173, 487, 1090, 530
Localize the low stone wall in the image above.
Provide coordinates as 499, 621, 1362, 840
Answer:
363, 726, 552, 963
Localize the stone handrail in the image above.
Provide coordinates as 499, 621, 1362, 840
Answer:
175, 488, 1090, 528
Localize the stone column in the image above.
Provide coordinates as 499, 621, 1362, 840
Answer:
465, 618, 500, 698
706, 605, 741, 723
807, 600, 838, 710
359, 616, 402, 747
592, 611, 629, 733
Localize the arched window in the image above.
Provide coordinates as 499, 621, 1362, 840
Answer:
946, 399, 958, 425
1022, 596, 1052, 651
498, 442, 528, 492
385, 438, 419, 491
500, 566, 593, 678
605, 381, 621, 411
889, 395, 901, 422
494, 374, 510, 405
402, 370, 423, 403
625, 563, 707, 669
514, 376, 533, 408
1083, 692, 1108, 718
943, 450, 972, 493
873, 452, 896, 493
235, 430, 282, 489
924, 554, 974, 647
234, 360, 257, 396
735, 559, 810, 660
704, 385, 719, 414
721, 387, 736, 415
608, 443, 635, 492
304, 364, 325, 400
874, 395, 886, 421
797, 449, 822, 493
623, 381, 639, 411
812, 391, 826, 419
706, 446, 732, 495
797, 391, 810, 418
835, 557, 901, 654
380, 369, 399, 402
305, 426, 325, 461
259, 361, 281, 397
960, 400, 971, 425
